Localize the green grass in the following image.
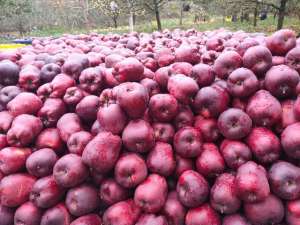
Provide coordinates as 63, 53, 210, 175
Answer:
1, 15, 299, 42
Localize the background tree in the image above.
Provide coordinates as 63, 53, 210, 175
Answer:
91, 0, 122, 28
1, 0, 32, 35
125, 0, 145, 32
143, 0, 168, 31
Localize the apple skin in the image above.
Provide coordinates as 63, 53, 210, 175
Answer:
154, 66, 172, 90
286, 199, 300, 225
70, 214, 102, 225
194, 116, 219, 142
176, 170, 209, 208
220, 140, 252, 170
196, 143, 225, 178
167, 74, 199, 104
65, 183, 100, 217
122, 119, 155, 154
246, 127, 281, 164
82, 131, 121, 173
105, 54, 125, 68
147, 142, 176, 177
0, 111, 13, 134
227, 67, 259, 98
269, 161, 300, 200
0, 85, 21, 108
206, 37, 224, 52
173, 126, 203, 158
53, 154, 88, 188
35, 128, 64, 154
169, 62, 193, 76
113, 82, 149, 119
135, 214, 168, 225
40, 203, 71, 225
38, 98, 66, 127
113, 57, 144, 82
190, 63, 215, 88
185, 204, 221, 225
217, 108, 252, 140
210, 173, 241, 214
76, 95, 100, 122
0, 173, 36, 207
266, 29, 296, 56
134, 174, 168, 213
67, 131, 92, 156
26, 148, 58, 178
40, 63, 61, 83
264, 65, 299, 98
7, 92, 42, 116
57, 113, 83, 142
223, 214, 251, 225
50, 74, 76, 98
0, 60, 20, 85
62, 54, 89, 80
30, 176, 65, 209
114, 153, 148, 188
103, 200, 141, 225
286, 46, 300, 74
281, 122, 300, 159
175, 45, 201, 65
7, 114, 43, 147
0, 204, 14, 225
0, 147, 31, 175
173, 104, 194, 130
157, 48, 175, 67
193, 86, 229, 118
63, 86, 84, 107
246, 90, 282, 127
14, 201, 42, 225
213, 50, 242, 79
243, 45, 272, 76
100, 178, 129, 206
235, 161, 270, 203
79, 66, 105, 94
244, 194, 284, 225
149, 93, 178, 122
97, 103, 127, 135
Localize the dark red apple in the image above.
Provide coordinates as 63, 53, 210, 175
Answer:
185, 204, 221, 225
30, 176, 65, 209
213, 50, 242, 79
210, 173, 241, 214
82, 131, 121, 173
244, 194, 284, 225
122, 119, 155, 153
247, 127, 281, 164
0, 173, 36, 207
176, 170, 209, 208
235, 161, 270, 203
134, 174, 167, 213
243, 45, 272, 76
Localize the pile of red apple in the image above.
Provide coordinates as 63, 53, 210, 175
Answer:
0, 28, 300, 225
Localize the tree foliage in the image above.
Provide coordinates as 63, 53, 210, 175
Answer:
0, 0, 32, 35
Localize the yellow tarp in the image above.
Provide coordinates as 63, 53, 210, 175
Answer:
0, 44, 26, 51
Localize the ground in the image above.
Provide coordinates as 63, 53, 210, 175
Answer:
0, 16, 299, 43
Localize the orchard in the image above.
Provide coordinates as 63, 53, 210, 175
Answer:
0, 28, 300, 225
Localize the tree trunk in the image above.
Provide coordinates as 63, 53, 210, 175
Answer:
129, 11, 134, 32
113, 16, 118, 28
253, 0, 258, 27
133, 13, 136, 25
127, 0, 134, 32
179, 0, 184, 25
153, 0, 162, 31
277, 0, 288, 30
